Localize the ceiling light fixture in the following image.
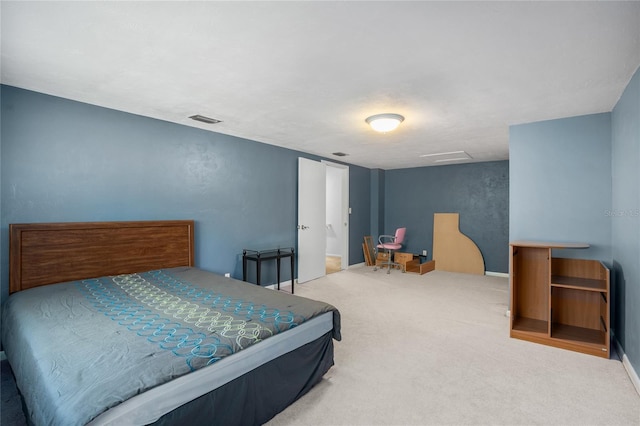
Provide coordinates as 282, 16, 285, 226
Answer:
365, 113, 404, 133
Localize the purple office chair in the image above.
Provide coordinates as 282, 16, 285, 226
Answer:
374, 227, 406, 274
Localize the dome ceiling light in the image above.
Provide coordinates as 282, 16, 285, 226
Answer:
365, 113, 404, 133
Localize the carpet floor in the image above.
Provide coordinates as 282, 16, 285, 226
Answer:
267, 266, 640, 425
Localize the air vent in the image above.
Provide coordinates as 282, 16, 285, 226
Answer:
332, 152, 349, 157
419, 150, 472, 163
189, 115, 222, 124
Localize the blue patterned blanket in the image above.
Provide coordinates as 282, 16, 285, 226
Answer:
2, 267, 340, 425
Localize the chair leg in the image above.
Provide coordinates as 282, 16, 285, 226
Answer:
373, 247, 388, 272
374, 248, 405, 273
373, 247, 379, 271
385, 249, 406, 273
373, 248, 380, 271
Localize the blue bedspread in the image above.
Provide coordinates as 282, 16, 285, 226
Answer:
1, 267, 340, 425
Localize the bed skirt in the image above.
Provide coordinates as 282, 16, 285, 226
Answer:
152, 330, 335, 425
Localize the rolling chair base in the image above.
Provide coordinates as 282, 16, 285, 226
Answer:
373, 257, 406, 274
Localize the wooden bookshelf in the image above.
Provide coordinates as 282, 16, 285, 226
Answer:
509, 241, 610, 358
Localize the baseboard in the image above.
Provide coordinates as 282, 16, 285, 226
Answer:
614, 338, 640, 396
264, 280, 293, 290
349, 262, 365, 268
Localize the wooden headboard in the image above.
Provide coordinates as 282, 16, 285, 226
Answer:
9, 220, 195, 294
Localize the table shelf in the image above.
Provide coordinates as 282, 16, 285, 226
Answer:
242, 247, 295, 294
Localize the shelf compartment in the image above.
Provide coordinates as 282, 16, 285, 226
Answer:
551, 286, 602, 331
551, 322, 607, 347
551, 275, 606, 291
511, 316, 548, 335
511, 246, 550, 322
551, 258, 608, 281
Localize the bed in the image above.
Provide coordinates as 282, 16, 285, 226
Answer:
2, 220, 341, 425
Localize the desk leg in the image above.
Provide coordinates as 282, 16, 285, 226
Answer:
276, 257, 281, 291
256, 258, 261, 287
242, 253, 247, 282
291, 250, 295, 294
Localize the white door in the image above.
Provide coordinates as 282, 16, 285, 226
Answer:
297, 157, 327, 283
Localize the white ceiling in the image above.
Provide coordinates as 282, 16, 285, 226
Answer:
2, 1, 640, 170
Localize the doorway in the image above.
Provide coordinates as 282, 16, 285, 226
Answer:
324, 161, 349, 275
297, 158, 349, 283
325, 255, 342, 274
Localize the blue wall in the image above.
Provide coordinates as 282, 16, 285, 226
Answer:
0, 85, 371, 301
384, 161, 509, 273
509, 113, 612, 261
612, 66, 640, 375
348, 165, 372, 264
510, 77, 640, 378
369, 169, 385, 241
1, 85, 515, 299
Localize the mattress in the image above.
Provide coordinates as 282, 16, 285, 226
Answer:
1, 267, 341, 425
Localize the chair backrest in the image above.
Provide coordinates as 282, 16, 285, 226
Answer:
394, 227, 406, 245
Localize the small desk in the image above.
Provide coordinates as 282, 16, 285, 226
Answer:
242, 248, 295, 294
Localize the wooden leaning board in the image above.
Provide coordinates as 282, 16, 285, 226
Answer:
362, 236, 375, 266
